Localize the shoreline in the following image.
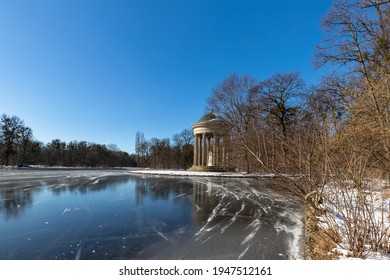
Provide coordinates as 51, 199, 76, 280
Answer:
1, 166, 287, 180
127, 168, 280, 179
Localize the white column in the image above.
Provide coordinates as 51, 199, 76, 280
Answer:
193, 134, 198, 166
222, 137, 225, 165
206, 136, 210, 166
212, 134, 216, 166
198, 135, 202, 166
215, 135, 219, 166
202, 133, 206, 166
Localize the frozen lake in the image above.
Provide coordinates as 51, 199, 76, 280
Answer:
0, 169, 304, 260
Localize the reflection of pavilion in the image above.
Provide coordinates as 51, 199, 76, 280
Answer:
191, 180, 218, 223
189, 112, 229, 172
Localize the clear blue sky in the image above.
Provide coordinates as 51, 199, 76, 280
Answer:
0, 0, 334, 154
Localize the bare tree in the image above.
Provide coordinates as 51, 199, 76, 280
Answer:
172, 129, 193, 169
259, 72, 306, 138
16, 126, 35, 167
316, 0, 390, 175
207, 73, 261, 172
135, 131, 147, 167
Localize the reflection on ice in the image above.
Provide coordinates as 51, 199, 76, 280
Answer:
0, 169, 304, 259
191, 178, 304, 259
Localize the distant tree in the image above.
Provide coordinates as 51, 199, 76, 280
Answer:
16, 126, 35, 166
148, 138, 171, 169
107, 143, 120, 152
45, 139, 67, 166
172, 129, 193, 169
0, 114, 34, 166
66, 141, 78, 166
135, 131, 147, 167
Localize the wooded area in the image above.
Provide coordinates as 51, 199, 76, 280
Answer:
0, 114, 137, 167
134, 129, 194, 170
203, 0, 390, 182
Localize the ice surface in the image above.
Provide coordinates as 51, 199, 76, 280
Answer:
0, 168, 304, 260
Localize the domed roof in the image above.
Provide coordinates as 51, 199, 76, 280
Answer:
192, 111, 228, 134
197, 111, 220, 123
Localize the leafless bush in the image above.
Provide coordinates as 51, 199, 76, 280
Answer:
308, 156, 390, 258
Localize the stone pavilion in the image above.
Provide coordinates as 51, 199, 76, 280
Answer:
189, 112, 229, 171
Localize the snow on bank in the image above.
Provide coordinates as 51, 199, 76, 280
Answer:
317, 180, 390, 260
1, 166, 278, 179
128, 169, 276, 178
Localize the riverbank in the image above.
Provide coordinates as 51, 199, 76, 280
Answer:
128, 169, 272, 178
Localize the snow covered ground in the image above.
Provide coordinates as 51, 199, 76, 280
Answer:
317, 179, 390, 260
127, 169, 276, 178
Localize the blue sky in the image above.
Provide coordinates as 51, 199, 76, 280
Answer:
0, 0, 334, 153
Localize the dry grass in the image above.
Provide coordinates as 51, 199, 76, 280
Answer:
304, 208, 340, 260
382, 189, 390, 199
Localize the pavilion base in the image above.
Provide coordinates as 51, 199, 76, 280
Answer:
188, 165, 227, 172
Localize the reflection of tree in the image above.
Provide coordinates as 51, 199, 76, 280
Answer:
134, 177, 237, 224
191, 178, 267, 226
0, 174, 132, 219
134, 177, 193, 206
0, 187, 34, 219
50, 175, 131, 195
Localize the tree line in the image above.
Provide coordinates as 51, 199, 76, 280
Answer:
135, 129, 193, 170
0, 114, 136, 167
0, 112, 194, 169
